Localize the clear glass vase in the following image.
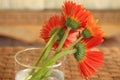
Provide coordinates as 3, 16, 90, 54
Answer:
14, 48, 65, 80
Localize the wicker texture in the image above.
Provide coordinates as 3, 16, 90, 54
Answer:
0, 47, 120, 80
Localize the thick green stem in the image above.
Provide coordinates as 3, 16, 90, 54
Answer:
42, 36, 57, 61
52, 49, 77, 61
56, 27, 71, 53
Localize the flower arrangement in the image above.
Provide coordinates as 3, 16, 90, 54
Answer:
25, 1, 104, 80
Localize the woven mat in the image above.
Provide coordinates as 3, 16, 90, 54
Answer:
0, 47, 120, 80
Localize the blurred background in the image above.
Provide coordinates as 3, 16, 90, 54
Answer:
0, 0, 120, 47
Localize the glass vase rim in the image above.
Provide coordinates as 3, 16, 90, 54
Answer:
14, 47, 66, 69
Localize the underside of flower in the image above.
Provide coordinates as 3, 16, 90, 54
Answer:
40, 16, 63, 42
78, 50, 104, 78
86, 16, 104, 37
74, 41, 104, 78
62, 1, 91, 30
74, 42, 86, 61
81, 16, 104, 49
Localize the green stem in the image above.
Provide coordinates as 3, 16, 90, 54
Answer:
29, 35, 82, 80
29, 49, 77, 80
34, 30, 59, 66
39, 69, 51, 80
42, 36, 57, 61
52, 49, 77, 61
56, 27, 71, 53
29, 67, 51, 80
42, 49, 77, 68
26, 30, 59, 80
42, 36, 83, 68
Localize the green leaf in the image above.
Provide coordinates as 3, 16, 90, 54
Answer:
66, 17, 80, 30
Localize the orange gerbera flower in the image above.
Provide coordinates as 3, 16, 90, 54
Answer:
85, 16, 104, 37
40, 16, 63, 42
74, 16, 104, 78
78, 49, 104, 78
74, 42, 104, 78
82, 16, 104, 48
62, 1, 91, 30
40, 15, 77, 49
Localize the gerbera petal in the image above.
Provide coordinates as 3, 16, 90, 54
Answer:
78, 60, 98, 78
86, 16, 104, 37
82, 36, 104, 48
78, 61, 90, 77
86, 50, 104, 66
84, 60, 98, 76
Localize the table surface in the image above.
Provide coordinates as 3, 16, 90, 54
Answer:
0, 47, 120, 80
